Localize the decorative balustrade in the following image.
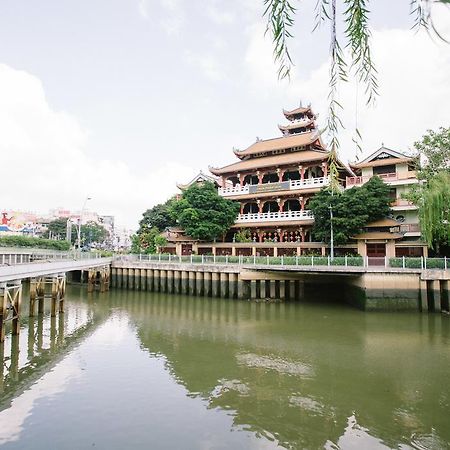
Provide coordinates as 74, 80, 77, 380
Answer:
235, 210, 313, 224
346, 172, 418, 187
218, 176, 330, 197
399, 223, 421, 233
391, 199, 416, 208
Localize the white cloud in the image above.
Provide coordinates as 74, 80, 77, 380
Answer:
138, 0, 149, 19
243, 15, 450, 163
184, 51, 225, 81
0, 64, 195, 229
206, 3, 235, 25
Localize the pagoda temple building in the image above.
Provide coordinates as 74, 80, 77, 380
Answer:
209, 105, 352, 248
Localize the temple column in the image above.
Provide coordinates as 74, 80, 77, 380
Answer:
240, 203, 245, 214
257, 171, 263, 185
299, 196, 305, 211
277, 228, 283, 243
257, 200, 263, 213
299, 165, 305, 181
322, 162, 328, 177
277, 198, 284, 212
238, 173, 244, 186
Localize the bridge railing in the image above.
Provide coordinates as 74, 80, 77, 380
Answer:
118, 254, 448, 270
0, 250, 107, 266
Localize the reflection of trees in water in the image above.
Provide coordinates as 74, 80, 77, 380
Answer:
0, 297, 106, 410
110, 289, 450, 450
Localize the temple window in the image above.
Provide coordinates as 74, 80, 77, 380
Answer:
262, 201, 279, 213
373, 164, 395, 175
262, 172, 278, 183
243, 203, 259, 214
227, 176, 240, 186
284, 170, 300, 181
284, 199, 301, 212
243, 174, 259, 185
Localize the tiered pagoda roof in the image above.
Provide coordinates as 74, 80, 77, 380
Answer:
210, 103, 352, 177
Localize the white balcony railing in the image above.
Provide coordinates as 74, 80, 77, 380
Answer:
346, 172, 418, 188
218, 176, 329, 197
235, 210, 313, 224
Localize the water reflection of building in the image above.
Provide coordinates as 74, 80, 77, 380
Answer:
112, 290, 449, 450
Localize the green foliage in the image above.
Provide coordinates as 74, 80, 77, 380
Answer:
170, 182, 240, 241
415, 126, 450, 181
418, 172, 450, 250
309, 176, 391, 244
44, 218, 109, 246
0, 235, 71, 251
138, 198, 177, 233
234, 228, 252, 243
131, 227, 164, 254
80, 221, 109, 246
43, 218, 69, 240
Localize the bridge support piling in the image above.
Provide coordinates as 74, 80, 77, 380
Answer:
140, 269, 147, 291
0, 280, 22, 342
211, 273, 219, 297
220, 273, 229, 298
195, 272, 203, 296
204, 272, 211, 297
279, 280, 286, 300
260, 280, 267, 300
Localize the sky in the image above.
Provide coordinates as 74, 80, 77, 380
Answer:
0, 0, 449, 229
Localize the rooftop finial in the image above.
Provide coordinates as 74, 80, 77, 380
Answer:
299, 99, 303, 107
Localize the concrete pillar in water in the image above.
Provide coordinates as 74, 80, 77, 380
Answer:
122, 268, 129, 289
269, 280, 277, 299
29, 278, 37, 317
160, 270, 167, 293
212, 272, 220, 297
146, 269, 154, 291
188, 272, 196, 296
153, 269, 160, 292
128, 268, 134, 290
203, 272, 212, 297
167, 270, 174, 294
228, 273, 237, 299
196, 272, 204, 296
441, 280, 449, 312
279, 280, 286, 301
181, 271, 188, 294
431, 280, 441, 312
134, 269, 140, 290
117, 268, 123, 289
260, 279, 267, 299
140, 269, 147, 291
250, 280, 257, 300
173, 270, 181, 294
110, 268, 116, 288
296, 280, 305, 300
237, 275, 245, 299
220, 273, 229, 298
420, 280, 428, 312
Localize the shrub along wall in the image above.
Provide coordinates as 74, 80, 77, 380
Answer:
0, 235, 71, 251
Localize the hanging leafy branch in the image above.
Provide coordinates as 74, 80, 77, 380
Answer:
263, 0, 297, 79
263, 0, 448, 184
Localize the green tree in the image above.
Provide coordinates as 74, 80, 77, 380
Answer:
417, 172, 450, 252
414, 126, 450, 181
131, 227, 166, 254
309, 176, 391, 244
170, 182, 240, 241
44, 218, 70, 240
80, 221, 109, 246
138, 198, 177, 233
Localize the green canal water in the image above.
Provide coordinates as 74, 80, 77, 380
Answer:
0, 287, 449, 449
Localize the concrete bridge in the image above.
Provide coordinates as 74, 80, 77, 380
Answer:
0, 253, 112, 346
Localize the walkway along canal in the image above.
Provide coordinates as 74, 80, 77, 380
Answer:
112, 255, 450, 312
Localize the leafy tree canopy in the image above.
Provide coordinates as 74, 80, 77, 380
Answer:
131, 227, 167, 254
418, 172, 450, 252
309, 176, 391, 245
414, 126, 450, 181
44, 218, 109, 246
170, 182, 240, 241
138, 198, 177, 233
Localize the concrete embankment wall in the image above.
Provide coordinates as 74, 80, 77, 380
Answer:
111, 262, 450, 312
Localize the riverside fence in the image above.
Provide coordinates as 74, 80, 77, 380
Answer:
118, 254, 449, 270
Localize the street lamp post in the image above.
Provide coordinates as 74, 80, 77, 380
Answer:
329, 204, 334, 260
77, 197, 92, 250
